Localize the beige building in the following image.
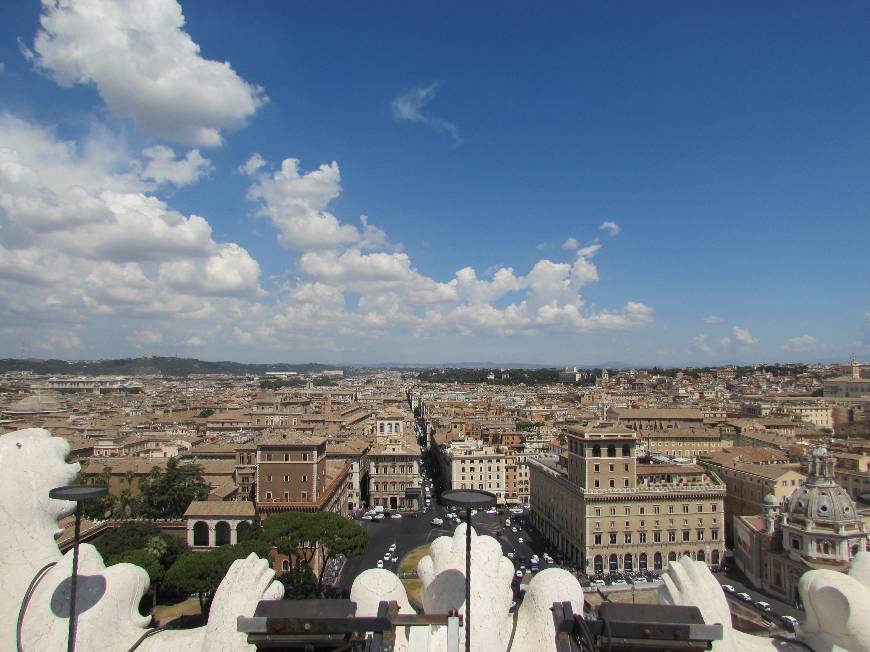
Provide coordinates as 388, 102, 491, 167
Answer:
635, 427, 733, 459
833, 453, 870, 501
368, 440, 421, 511
698, 447, 806, 542
530, 423, 726, 575
824, 358, 869, 398
446, 438, 507, 503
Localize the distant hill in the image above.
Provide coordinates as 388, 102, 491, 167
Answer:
0, 357, 340, 377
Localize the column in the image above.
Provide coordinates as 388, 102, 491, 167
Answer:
230, 521, 238, 545
208, 520, 216, 547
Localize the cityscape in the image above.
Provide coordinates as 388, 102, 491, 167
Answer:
1, 1, 869, 651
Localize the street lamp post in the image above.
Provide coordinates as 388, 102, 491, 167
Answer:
49, 485, 108, 652
440, 489, 496, 652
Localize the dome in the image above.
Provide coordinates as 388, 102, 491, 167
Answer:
763, 493, 779, 507
785, 449, 860, 525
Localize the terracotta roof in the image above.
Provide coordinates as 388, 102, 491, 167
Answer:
184, 500, 255, 517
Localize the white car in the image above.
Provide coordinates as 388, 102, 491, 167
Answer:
505, 519, 511, 526
515, 570, 523, 577
511, 527, 518, 533
517, 537, 524, 544
486, 508, 497, 514
389, 544, 397, 552
721, 584, 736, 593
384, 553, 391, 560
507, 552, 515, 558
590, 579, 605, 587
431, 518, 444, 526
376, 560, 384, 568
611, 579, 627, 586
631, 577, 647, 584
374, 513, 385, 520
781, 615, 799, 630
737, 592, 752, 602
361, 514, 373, 520
391, 556, 398, 563
391, 513, 402, 519
754, 601, 772, 612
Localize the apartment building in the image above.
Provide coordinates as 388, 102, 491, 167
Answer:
832, 453, 870, 500
609, 408, 705, 431
255, 434, 349, 516
635, 427, 733, 459
446, 438, 507, 502
368, 440, 421, 511
530, 423, 726, 575
698, 447, 805, 542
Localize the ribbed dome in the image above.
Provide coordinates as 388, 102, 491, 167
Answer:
785, 447, 860, 524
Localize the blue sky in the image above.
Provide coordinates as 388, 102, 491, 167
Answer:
0, 1, 867, 365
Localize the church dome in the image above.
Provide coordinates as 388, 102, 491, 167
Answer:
763, 493, 779, 507
785, 448, 860, 524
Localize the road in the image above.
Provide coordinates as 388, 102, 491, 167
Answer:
713, 567, 803, 623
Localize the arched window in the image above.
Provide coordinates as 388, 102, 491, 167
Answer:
193, 521, 209, 547
654, 552, 663, 570
622, 444, 630, 457
594, 555, 603, 573
607, 445, 616, 457
668, 551, 677, 562
624, 553, 633, 571
697, 550, 706, 562
593, 445, 601, 457
711, 549, 720, 565
215, 521, 231, 546
639, 553, 648, 571
609, 554, 619, 572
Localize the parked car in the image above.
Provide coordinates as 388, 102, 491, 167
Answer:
373, 513, 385, 521
515, 570, 523, 577
511, 527, 518, 533
612, 579, 628, 586
384, 553, 391, 560
737, 593, 752, 602
721, 584, 735, 593
376, 560, 384, 568
754, 601, 772, 612
431, 518, 444, 526
391, 513, 402, 519
780, 615, 799, 631
391, 556, 398, 563
389, 543, 397, 552
361, 514, 373, 520
631, 576, 648, 584
590, 579, 606, 587
517, 537, 524, 544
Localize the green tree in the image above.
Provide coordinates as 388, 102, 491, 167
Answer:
283, 561, 317, 599
262, 511, 367, 593
138, 458, 209, 519
109, 549, 164, 612
94, 522, 188, 571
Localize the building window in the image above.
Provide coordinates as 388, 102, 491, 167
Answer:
594, 464, 600, 472
266, 453, 272, 461
654, 531, 661, 543
712, 529, 719, 540
301, 491, 307, 500
267, 475, 272, 482
668, 531, 676, 542
683, 504, 689, 513
624, 532, 632, 544
697, 504, 703, 512
283, 492, 289, 500
609, 533, 617, 545
711, 504, 717, 512
697, 530, 704, 541
669, 505, 675, 514
624, 479, 629, 487
266, 492, 272, 500
284, 453, 290, 461
639, 506, 645, 515
682, 531, 690, 542
654, 505, 661, 514
609, 479, 615, 488
594, 480, 600, 488
639, 531, 647, 543
791, 538, 800, 550
283, 475, 289, 482
624, 506, 631, 515
594, 533, 602, 545
609, 464, 615, 472
302, 475, 307, 482
595, 508, 601, 516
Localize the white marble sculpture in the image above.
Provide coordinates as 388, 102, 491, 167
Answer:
0, 428, 284, 652
3, 426, 870, 652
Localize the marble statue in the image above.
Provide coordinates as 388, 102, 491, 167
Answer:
2, 426, 869, 652
1, 428, 283, 652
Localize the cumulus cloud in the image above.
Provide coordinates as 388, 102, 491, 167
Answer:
782, 335, 816, 352
243, 156, 394, 251
391, 83, 460, 144
703, 315, 724, 324
599, 220, 620, 236
35, 331, 81, 351
692, 334, 712, 353
732, 325, 758, 346
561, 237, 580, 251
183, 335, 206, 347
0, 114, 262, 328
141, 146, 212, 186
29, 0, 266, 146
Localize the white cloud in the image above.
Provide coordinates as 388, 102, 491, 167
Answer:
782, 335, 816, 352
0, 62, 5, 73
35, 331, 81, 351
141, 145, 212, 186
30, 0, 266, 146
535, 243, 547, 251
128, 329, 163, 346
391, 83, 460, 144
703, 315, 723, 324
692, 334, 712, 353
244, 156, 395, 251
561, 237, 579, 251
0, 114, 262, 327
599, 220, 621, 236
182, 335, 206, 347
732, 325, 758, 346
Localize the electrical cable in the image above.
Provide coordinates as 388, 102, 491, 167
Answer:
17, 562, 57, 652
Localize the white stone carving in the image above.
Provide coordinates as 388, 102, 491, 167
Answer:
1, 428, 283, 652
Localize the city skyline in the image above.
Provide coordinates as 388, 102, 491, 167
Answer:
1, 1, 868, 365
